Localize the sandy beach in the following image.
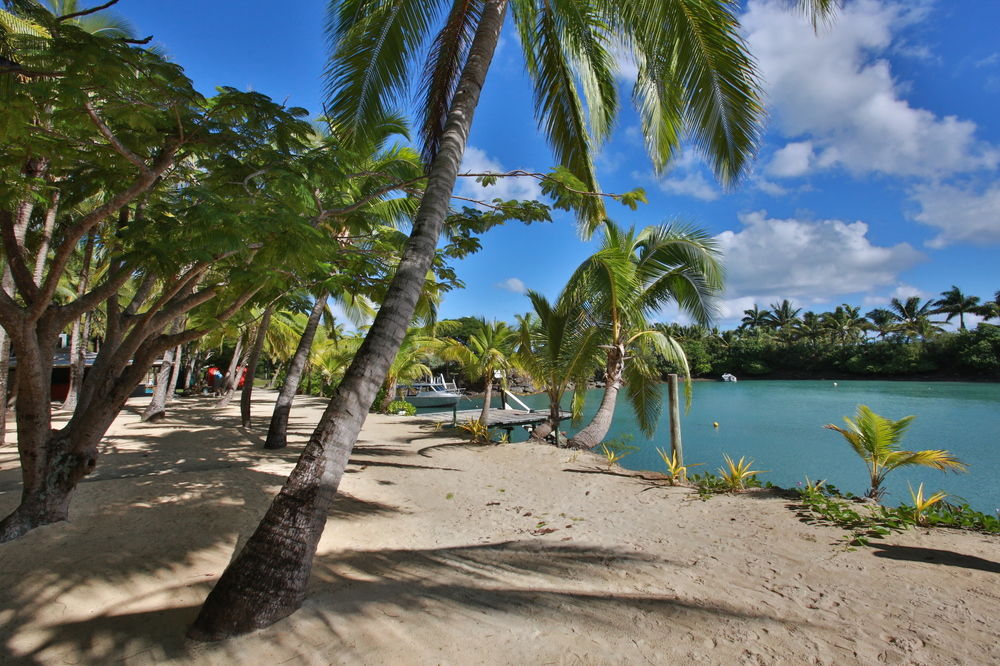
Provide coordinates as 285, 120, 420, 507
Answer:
0, 389, 997, 665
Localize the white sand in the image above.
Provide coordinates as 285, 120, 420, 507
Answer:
0, 389, 996, 665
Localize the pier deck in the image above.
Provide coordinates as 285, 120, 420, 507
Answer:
415, 408, 570, 429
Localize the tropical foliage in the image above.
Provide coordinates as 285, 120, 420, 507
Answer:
823, 405, 966, 500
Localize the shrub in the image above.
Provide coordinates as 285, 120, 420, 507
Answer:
385, 400, 416, 416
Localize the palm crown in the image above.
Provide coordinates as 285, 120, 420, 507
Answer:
325, 0, 766, 234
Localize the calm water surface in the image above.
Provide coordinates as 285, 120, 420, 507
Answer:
447, 381, 1000, 513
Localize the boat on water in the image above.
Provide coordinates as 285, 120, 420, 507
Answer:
402, 375, 465, 408
721, 373, 738, 382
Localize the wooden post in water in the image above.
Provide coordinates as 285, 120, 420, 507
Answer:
667, 373, 684, 476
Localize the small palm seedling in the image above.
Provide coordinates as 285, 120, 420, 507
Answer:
656, 447, 702, 485
824, 405, 967, 501
718, 454, 766, 492
908, 483, 948, 526
598, 436, 638, 470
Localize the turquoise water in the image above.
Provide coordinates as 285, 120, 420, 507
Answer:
445, 381, 1000, 513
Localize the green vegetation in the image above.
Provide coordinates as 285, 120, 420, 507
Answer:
656, 447, 701, 485
824, 405, 966, 500
655, 295, 1000, 381
385, 400, 416, 416
796, 481, 999, 548
717, 454, 767, 492
597, 435, 639, 469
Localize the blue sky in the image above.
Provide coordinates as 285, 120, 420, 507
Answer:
114, 0, 1000, 329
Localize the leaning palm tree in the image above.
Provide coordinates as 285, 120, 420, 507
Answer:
441, 318, 518, 425
567, 220, 723, 450
933, 285, 980, 331
190, 0, 837, 640
740, 305, 771, 330
824, 405, 966, 501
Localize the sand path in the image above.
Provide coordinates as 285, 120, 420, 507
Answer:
0, 390, 996, 664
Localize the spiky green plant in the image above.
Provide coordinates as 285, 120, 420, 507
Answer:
824, 405, 967, 501
718, 454, 766, 492
656, 447, 702, 485
908, 483, 948, 526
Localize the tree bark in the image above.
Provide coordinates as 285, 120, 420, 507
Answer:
214, 334, 246, 408
189, 1, 508, 639
264, 295, 327, 449
241, 304, 274, 428
32, 189, 60, 285
567, 344, 625, 450
57, 233, 95, 413
141, 344, 179, 421
479, 377, 493, 425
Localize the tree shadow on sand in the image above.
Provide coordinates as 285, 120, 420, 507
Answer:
871, 545, 1000, 574
13, 540, 818, 664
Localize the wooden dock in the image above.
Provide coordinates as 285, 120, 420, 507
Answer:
415, 408, 570, 429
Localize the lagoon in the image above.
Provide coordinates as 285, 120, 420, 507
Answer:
448, 380, 1000, 514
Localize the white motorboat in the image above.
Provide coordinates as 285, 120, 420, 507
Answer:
403, 375, 465, 408
721, 373, 738, 382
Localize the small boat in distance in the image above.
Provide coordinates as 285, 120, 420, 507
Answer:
403, 375, 465, 408
721, 373, 738, 383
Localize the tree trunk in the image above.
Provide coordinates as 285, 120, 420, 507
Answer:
32, 189, 60, 285
479, 377, 493, 425
567, 344, 625, 450
141, 347, 177, 422
241, 304, 274, 428
266, 362, 281, 389
185, 350, 199, 389
168, 344, 183, 398
214, 335, 246, 409
0, 335, 9, 447
264, 295, 327, 449
58, 232, 95, 412
189, 1, 508, 639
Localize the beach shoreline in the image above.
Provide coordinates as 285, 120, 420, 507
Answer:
0, 389, 996, 664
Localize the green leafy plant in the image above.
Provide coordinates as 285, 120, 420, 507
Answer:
718, 454, 766, 492
385, 400, 416, 416
656, 447, 702, 485
598, 435, 638, 469
688, 471, 729, 499
824, 405, 967, 500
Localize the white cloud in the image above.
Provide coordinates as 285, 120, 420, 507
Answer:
715, 210, 924, 303
656, 149, 720, 201
910, 182, 1000, 248
767, 141, 814, 178
862, 283, 925, 306
743, 0, 998, 179
495, 277, 527, 294
457, 147, 542, 204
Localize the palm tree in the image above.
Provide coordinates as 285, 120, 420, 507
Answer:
933, 285, 980, 331
821, 304, 868, 345
887, 296, 941, 342
740, 305, 771, 330
566, 221, 723, 450
442, 318, 518, 425
515, 290, 603, 442
378, 328, 442, 412
765, 299, 801, 338
824, 405, 966, 501
865, 308, 896, 340
190, 0, 837, 639
976, 290, 1000, 323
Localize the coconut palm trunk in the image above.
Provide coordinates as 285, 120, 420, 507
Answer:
188, 1, 507, 639
241, 303, 274, 428
479, 377, 493, 425
264, 294, 327, 449
567, 344, 625, 449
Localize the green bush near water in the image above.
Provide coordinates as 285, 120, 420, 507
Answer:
385, 400, 416, 416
